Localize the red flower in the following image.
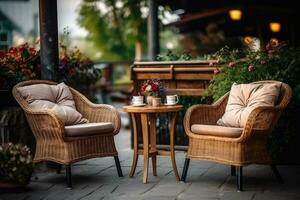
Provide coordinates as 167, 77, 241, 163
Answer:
228, 62, 235, 68
266, 39, 279, 52
29, 47, 37, 54
260, 60, 266, 65
0, 51, 5, 59
140, 79, 164, 96
60, 56, 69, 66
151, 83, 158, 92
214, 68, 220, 74
248, 64, 255, 72
79, 63, 86, 70
9, 47, 17, 55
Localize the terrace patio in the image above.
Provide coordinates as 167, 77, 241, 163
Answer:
1, 104, 300, 200
1, 1, 300, 199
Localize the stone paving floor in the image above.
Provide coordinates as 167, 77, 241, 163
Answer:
1, 104, 300, 200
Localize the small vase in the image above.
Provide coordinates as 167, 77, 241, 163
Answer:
152, 97, 161, 107
146, 96, 154, 106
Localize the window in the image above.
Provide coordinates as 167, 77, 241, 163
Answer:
0, 44, 8, 51
0, 32, 8, 42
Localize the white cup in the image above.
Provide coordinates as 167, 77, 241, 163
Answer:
131, 96, 144, 105
166, 95, 179, 105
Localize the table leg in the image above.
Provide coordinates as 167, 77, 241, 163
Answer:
129, 113, 138, 177
149, 114, 157, 176
141, 113, 149, 183
169, 112, 180, 181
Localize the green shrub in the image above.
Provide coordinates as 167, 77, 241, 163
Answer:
207, 40, 300, 161
207, 41, 300, 102
0, 143, 34, 185
158, 41, 300, 162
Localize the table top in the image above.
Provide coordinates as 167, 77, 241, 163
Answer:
123, 105, 183, 113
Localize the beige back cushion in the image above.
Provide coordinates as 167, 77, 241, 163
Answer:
217, 82, 281, 127
18, 83, 88, 125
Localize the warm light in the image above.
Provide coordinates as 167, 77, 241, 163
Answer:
243, 36, 253, 45
270, 38, 279, 46
229, 9, 242, 20
270, 22, 281, 32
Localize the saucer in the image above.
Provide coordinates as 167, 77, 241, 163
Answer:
164, 102, 177, 106
131, 103, 146, 107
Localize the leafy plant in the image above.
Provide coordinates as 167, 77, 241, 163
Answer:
58, 43, 101, 86
0, 43, 101, 90
207, 40, 300, 101
157, 50, 193, 61
207, 40, 300, 161
0, 143, 34, 185
78, 0, 148, 61
157, 40, 300, 162
0, 43, 40, 90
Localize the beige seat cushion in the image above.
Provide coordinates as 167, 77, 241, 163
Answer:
191, 124, 243, 138
65, 122, 114, 137
217, 82, 281, 127
18, 83, 88, 125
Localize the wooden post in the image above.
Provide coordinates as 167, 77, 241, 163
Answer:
39, 0, 59, 81
148, 0, 159, 61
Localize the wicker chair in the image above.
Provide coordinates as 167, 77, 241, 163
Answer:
181, 80, 292, 191
13, 80, 123, 188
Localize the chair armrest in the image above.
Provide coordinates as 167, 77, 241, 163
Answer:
83, 103, 121, 136
184, 93, 228, 137
71, 91, 121, 136
238, 106, 282, 142
24, 109, 65, 140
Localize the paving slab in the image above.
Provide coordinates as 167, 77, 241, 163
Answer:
1, 127, 300, 200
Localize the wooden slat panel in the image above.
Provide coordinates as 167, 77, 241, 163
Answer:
164, 81, 177, 89
136, 73, 172, 80
174, 73, 214, 80
174, 67, 215, 72
133, 68, 171, 72
167, 88, 206, 96
176, 81, 206, 89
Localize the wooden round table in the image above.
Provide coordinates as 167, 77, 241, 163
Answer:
123, 105, 183, 183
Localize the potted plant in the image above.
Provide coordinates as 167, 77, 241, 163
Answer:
0, 143, 34, 188
58, 44, 101, 88
0, 43, 101, 102
0, 44, 40, 107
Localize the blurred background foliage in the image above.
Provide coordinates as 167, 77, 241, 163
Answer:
77, 0, 182, 61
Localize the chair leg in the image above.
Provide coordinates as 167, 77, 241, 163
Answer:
231, 165, 236, 176
114, 155, 123, 177
66, 164, 72, 188
56, 164, 62, 174
181, 158, 190, 182
237, 166, 243, 191
270, 165, 283, 183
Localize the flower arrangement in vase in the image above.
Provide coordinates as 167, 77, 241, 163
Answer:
0, 143, 34, 188
140, 79, 165, 106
